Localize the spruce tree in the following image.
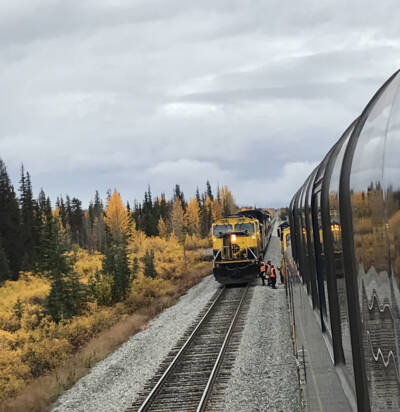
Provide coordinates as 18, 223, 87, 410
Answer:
206, 180, 213, 201
19, 169, 41, 270
0, 236, 11, 283
142, 249, 157, 279
141, 187, 157, 236
0, 159, 21, 279
174, 184, 186, 210
44, 220, 88, 322
56, 196, 67, 228
103, 242, 130, 303
70, 197, 84, 246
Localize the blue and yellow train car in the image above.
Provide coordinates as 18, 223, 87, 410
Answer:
212, 209, 272, 284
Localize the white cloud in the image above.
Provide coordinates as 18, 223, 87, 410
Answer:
0, 0, 399, 206
231, 161, 318, 208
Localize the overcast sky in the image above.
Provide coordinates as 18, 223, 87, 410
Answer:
1, 0, 399, 208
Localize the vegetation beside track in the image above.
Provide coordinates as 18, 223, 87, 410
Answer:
0, 159, 239, 410
0, 260, 211, 412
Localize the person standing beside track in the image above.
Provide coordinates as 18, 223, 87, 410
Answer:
265, 260, 272, 286
269, 265, 277, 289
259, 258, 266, 286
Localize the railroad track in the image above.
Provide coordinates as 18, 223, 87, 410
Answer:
128, 285, 251, 412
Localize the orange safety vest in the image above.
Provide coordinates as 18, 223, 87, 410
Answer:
270, 267, 277, 278
260, 264, 266, 273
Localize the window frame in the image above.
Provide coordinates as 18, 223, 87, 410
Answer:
339, 69, 400, 412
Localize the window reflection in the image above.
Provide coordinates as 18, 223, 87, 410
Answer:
349, 73, 400, 410
328, 131, 353, 380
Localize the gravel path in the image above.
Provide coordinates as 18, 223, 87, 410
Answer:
51, 275, 220, 412
222, 225, 301, 412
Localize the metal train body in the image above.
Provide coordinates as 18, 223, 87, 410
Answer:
285, 69, 400, 411
212, 209, 272, 284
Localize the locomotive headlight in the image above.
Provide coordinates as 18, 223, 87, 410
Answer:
231, 234, 237, 242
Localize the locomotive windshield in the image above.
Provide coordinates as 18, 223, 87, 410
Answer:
235, 223, 255, 234
213, 224, 233, 236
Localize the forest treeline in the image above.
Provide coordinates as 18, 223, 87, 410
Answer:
0, 158, 237, 402
0, 158, 236, 314
1, 160, 234, 281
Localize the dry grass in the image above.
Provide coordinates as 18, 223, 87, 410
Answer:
0, 264, 212, 412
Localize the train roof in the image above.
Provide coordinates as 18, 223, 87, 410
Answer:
212, 215, 257, 224
237, 209, 270, 222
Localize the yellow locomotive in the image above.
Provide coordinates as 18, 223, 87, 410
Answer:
212, 209, 271, 284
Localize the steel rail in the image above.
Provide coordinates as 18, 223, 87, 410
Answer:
196, 284, 249, 412
137, 286, 226, 412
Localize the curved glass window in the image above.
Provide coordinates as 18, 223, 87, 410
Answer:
329, 129, 353, 380
348, 72, 400, 409
289, 197, 297, 262
305, 168, 320, 308
300, 181, 311, 292
312, 153, 334, 331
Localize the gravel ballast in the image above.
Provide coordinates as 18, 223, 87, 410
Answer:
222, 225, 301, 412
51, 275, 220, 412
52, 224, 300, 412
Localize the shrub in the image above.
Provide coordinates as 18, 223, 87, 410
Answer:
21, 338, 73, 378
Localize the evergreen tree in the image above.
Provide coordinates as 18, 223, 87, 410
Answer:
174, 184, 186, 210
87, 191, 106, 252
132, 256, 139, 280
206, 180, 213, 201
103, 242, 130, 302
43, 220, 88, 322
142, 187, 158, 236
56, 196, 67, 228
0, 235, 11, 283
0, 159, 21, 279
196, 187, 201, 205
70, 197, 84, 246
142, 249, 157, 278
19, 166, 36, 269
200, 194, 213, 237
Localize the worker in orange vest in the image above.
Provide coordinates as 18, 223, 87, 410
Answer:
266, 260, 272, 286
259, 258, 266, 286
270, 264, 277, 289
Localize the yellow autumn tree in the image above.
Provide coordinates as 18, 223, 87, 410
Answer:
171, 199, 185, 241
219, 185, 236, 217
205, 195, 222, 221
158, 217, 169, 239
104, 189, 130, 243
185, 197, 200, 235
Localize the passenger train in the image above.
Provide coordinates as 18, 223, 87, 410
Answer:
212, 209, 272, 284
283, 68, 400, 411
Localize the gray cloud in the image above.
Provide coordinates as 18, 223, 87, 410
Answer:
1, 0, 399, 207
